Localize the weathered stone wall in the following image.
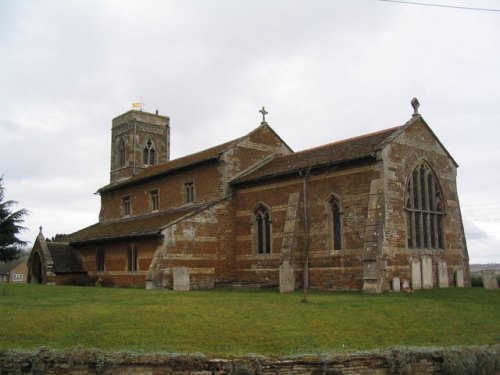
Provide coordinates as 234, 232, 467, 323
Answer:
1, 346, 498, 375
223, 124, 291, 182
110, 110, 170, 183
146, 199, 236, 289
382, 117, 469, 291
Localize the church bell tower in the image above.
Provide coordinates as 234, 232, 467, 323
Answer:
110, 110, 170, 183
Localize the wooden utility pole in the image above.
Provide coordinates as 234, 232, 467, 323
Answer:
301, 166, 311, 303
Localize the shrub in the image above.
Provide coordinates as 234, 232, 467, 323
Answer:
470, 274, 483, 287
442, 347, 500, 375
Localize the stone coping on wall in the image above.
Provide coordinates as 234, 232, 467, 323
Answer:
0, 345, 498, 374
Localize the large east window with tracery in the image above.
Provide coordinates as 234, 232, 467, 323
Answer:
405, 161, 444, 250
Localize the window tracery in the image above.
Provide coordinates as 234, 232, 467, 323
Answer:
405, 161, 444, 249
253, 204, 271, 254
143, 138, 156, 165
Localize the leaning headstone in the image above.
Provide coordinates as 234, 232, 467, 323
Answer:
392, 277, 401, 292
481, 270, 499, 290
455, 269, 464, 287
438, 261, 449, 288
411, 259, 422, 290
402, 279, 410, 290
279, 261, 295, 293
173, 266, 190, 291
421, 256, 433, 289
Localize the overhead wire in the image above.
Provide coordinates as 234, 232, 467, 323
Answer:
378, 0, 500, 12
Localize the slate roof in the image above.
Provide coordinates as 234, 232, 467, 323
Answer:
0, 258, 26, 274
46, 242, 86, 273
98, 138, 243, 193
65, 205, 204, 244
232, 125, 406, 184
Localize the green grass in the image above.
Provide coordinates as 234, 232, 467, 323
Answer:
0, 284, 498, 356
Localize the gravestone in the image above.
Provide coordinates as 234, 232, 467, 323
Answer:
421, 256, 433, 289
402, 279, 410, 290
411, 259, 422, 290
279, 261, 295, 293
438, 261, 449, 288
455, 269, 464, 287
173, 266, 190, 291
392, 277, 401, 292
481, 269, 499, 290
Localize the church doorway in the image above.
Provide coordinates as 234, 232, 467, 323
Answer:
29, 252, 43, 284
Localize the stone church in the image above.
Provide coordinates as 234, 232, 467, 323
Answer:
28, 99, 470, 292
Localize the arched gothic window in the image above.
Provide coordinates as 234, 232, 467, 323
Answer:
118, 139, 126, 167
253, 204, 271, 254
143, 139, 156, 165
328, 195, 342, 251
405, 161, 444, 249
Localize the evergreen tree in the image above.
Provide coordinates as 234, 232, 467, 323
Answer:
0, 177, 28, 262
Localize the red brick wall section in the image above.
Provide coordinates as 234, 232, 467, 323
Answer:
231, 162, 379, 290
100, 162, 222, 221
78, 237, 161, 287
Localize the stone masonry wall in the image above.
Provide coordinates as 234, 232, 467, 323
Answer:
146, 199, 235, 289
381, 118, 469, 291
2, 346, 498, 374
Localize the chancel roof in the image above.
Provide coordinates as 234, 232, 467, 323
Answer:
231, 125, 406, 184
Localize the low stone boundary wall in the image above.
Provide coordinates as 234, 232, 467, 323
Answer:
0, 346, 498, 375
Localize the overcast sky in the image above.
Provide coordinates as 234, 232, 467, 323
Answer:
1, 0, 499, 263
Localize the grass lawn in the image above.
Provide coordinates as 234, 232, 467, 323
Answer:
0, 284, 498, 356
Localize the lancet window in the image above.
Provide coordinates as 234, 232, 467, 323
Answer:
253, 204, 271, 254
96, 249, 105, 272
118, 138, 126, 167
184, 181, 195, 204
128, 245, 138, 272
328, 195, 342, 251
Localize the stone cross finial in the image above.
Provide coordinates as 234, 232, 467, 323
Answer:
411, 97, 420, 116
259, 106, 268, 123
39, 226, 43, 235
